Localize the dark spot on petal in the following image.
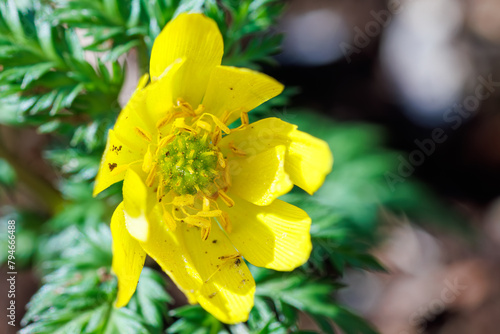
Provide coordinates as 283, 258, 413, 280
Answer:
212, 240, 217, 244
108, 163, 117, 171
234, 258, 241, 266
208, 292, 217, 298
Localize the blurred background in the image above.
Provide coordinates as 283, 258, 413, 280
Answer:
1, 0, 500, 333
271, 0, 500, 333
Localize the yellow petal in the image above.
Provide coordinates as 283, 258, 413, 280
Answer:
93, 129, 142, 197
122, 167, 157, 242
221, 118, 333, 194
286, 129, 333, 194
229, 145, 293, 206
111, 202, 146, 307
221, 194, 312, 271
136, 203, 203, 295
202, 66, 284, 125
179, 225, 255, 324
146, 58, 184, 123
150, 13, 223, 107
114, 74, 156, 153
127, 197, 255, 323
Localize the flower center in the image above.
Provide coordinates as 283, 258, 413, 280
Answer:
137, 98, 240, 239
157, 132, 220, 195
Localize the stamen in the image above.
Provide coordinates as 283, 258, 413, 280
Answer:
217, 152, 226, 168
218, 190, 234, 207
156, 113, 174, 129
180, 206, 193, 217
134, 127, 152, 142
172, 195, 195, 207
172, 207, 182, 221
212, 128, 221, 146
219, 212, 232, 233
175, 98, 197, 116
203, 197, 211, 211
201, 151, 215, 157
240, 111, 249, 126
142, 145, 153, 172
158, 134, 176, 149
157, 175, 164, 201
224, 165, 232, 187
173, 117, 195, 132
184, 216, 211, 228
228, 142, 247, 157
145, 164, 157, 187
195, 120, 212, 132
194, 104, 205, 115
162, 206, 177, 231
197, 210, 223, 217
201, 226, 210, 241
220, 110, 231, 124
198, 113, 230, 134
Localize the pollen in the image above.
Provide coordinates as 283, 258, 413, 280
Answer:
157, 132, 220, 195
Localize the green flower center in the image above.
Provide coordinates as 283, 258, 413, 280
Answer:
157, 132, 219, 195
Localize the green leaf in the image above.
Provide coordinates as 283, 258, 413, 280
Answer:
254, 271, 376, 334
102, 39, 141, 62
21, 62, 55, 89
173, 0, 205, 18
0, 158, 16, 187
22, 224, 171, 333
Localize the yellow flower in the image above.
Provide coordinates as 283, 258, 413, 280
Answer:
93, 13, 333, 324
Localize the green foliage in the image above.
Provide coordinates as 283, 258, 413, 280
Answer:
0, 158, 16, 187
167, 267, 378, 334
21, 224, 171, 334
50, 0, 284, 71
46, 181, 115, 230
0, 209, 42, 268
252, 268, 378, 334
281, 111, 469, 275
205, 0, 285, 69
0, 0, 124, 126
